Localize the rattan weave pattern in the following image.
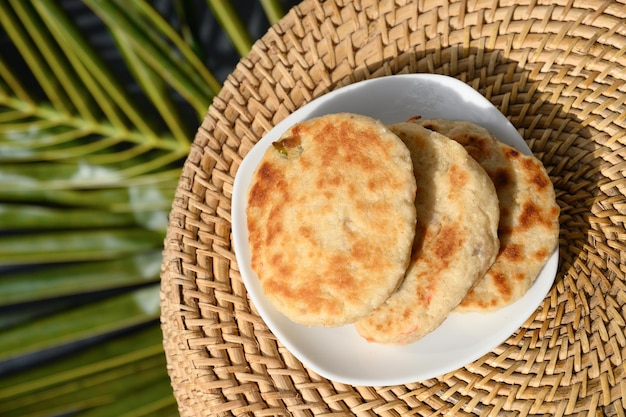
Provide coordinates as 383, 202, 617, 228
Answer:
160, 0, 626, 416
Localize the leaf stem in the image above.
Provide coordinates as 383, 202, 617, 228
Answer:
10, 0, 100, 125
84, 0, 213, 117
0, 2, 72, 116
0, 96, 188, 153
260, 0, 286, 25
206, 0, 254, 56
0, 56, 35, 106
128, 0, 222, 95
0, 344, 164, 401
32, 0, 166, 141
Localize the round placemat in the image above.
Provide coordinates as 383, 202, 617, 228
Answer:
160, 0, 626, 415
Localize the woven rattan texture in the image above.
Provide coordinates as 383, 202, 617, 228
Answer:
160, 0, 626, 416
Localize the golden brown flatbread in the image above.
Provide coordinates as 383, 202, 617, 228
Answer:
246, 113, 417, 327
354, 123, 500, 344
412, 119, 560, 312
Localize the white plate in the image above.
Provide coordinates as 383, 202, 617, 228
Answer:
231, 74, 558, 386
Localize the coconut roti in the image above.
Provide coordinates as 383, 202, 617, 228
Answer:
355, 123, 500, 344
246, 113, 417, 327
412, 119, 560, 312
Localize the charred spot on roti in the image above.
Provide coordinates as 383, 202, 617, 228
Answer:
454, 133, 492, 160
298, 225, 314, 241
519, 201, 543, 229
491, 168, 511, 191
247, 162, 281, 208
504, 147, 520, 159
448, 164, 469, 189
550, 206, 559, 219
533, 248, 549, 261
501, 243, 523, 261
432, 224, 465, 263
492, 272, 511, 297
367, 179, 378, 191
530, 169, 551, 190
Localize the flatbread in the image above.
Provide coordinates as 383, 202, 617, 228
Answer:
246, 113, 417, 327
355, 123, 500, 344
412, 119, 560, 312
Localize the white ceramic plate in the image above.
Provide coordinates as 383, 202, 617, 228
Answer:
231, 74, 558, 386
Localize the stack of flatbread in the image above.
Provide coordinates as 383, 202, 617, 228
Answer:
246, 112, 559, 344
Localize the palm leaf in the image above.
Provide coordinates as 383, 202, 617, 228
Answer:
0, 252, 162, 307
207, 0, 254, 56
0, 326, 173, 417
0, 1, 292, 415
0, 285, 161, 362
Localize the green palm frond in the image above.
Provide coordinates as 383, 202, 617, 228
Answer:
0, 326, 175, 417
0, 1, 292, 415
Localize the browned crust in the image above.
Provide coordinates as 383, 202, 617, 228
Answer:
247, 113, 417, 327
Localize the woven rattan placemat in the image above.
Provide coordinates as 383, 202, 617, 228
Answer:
160, 1, 626, 415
